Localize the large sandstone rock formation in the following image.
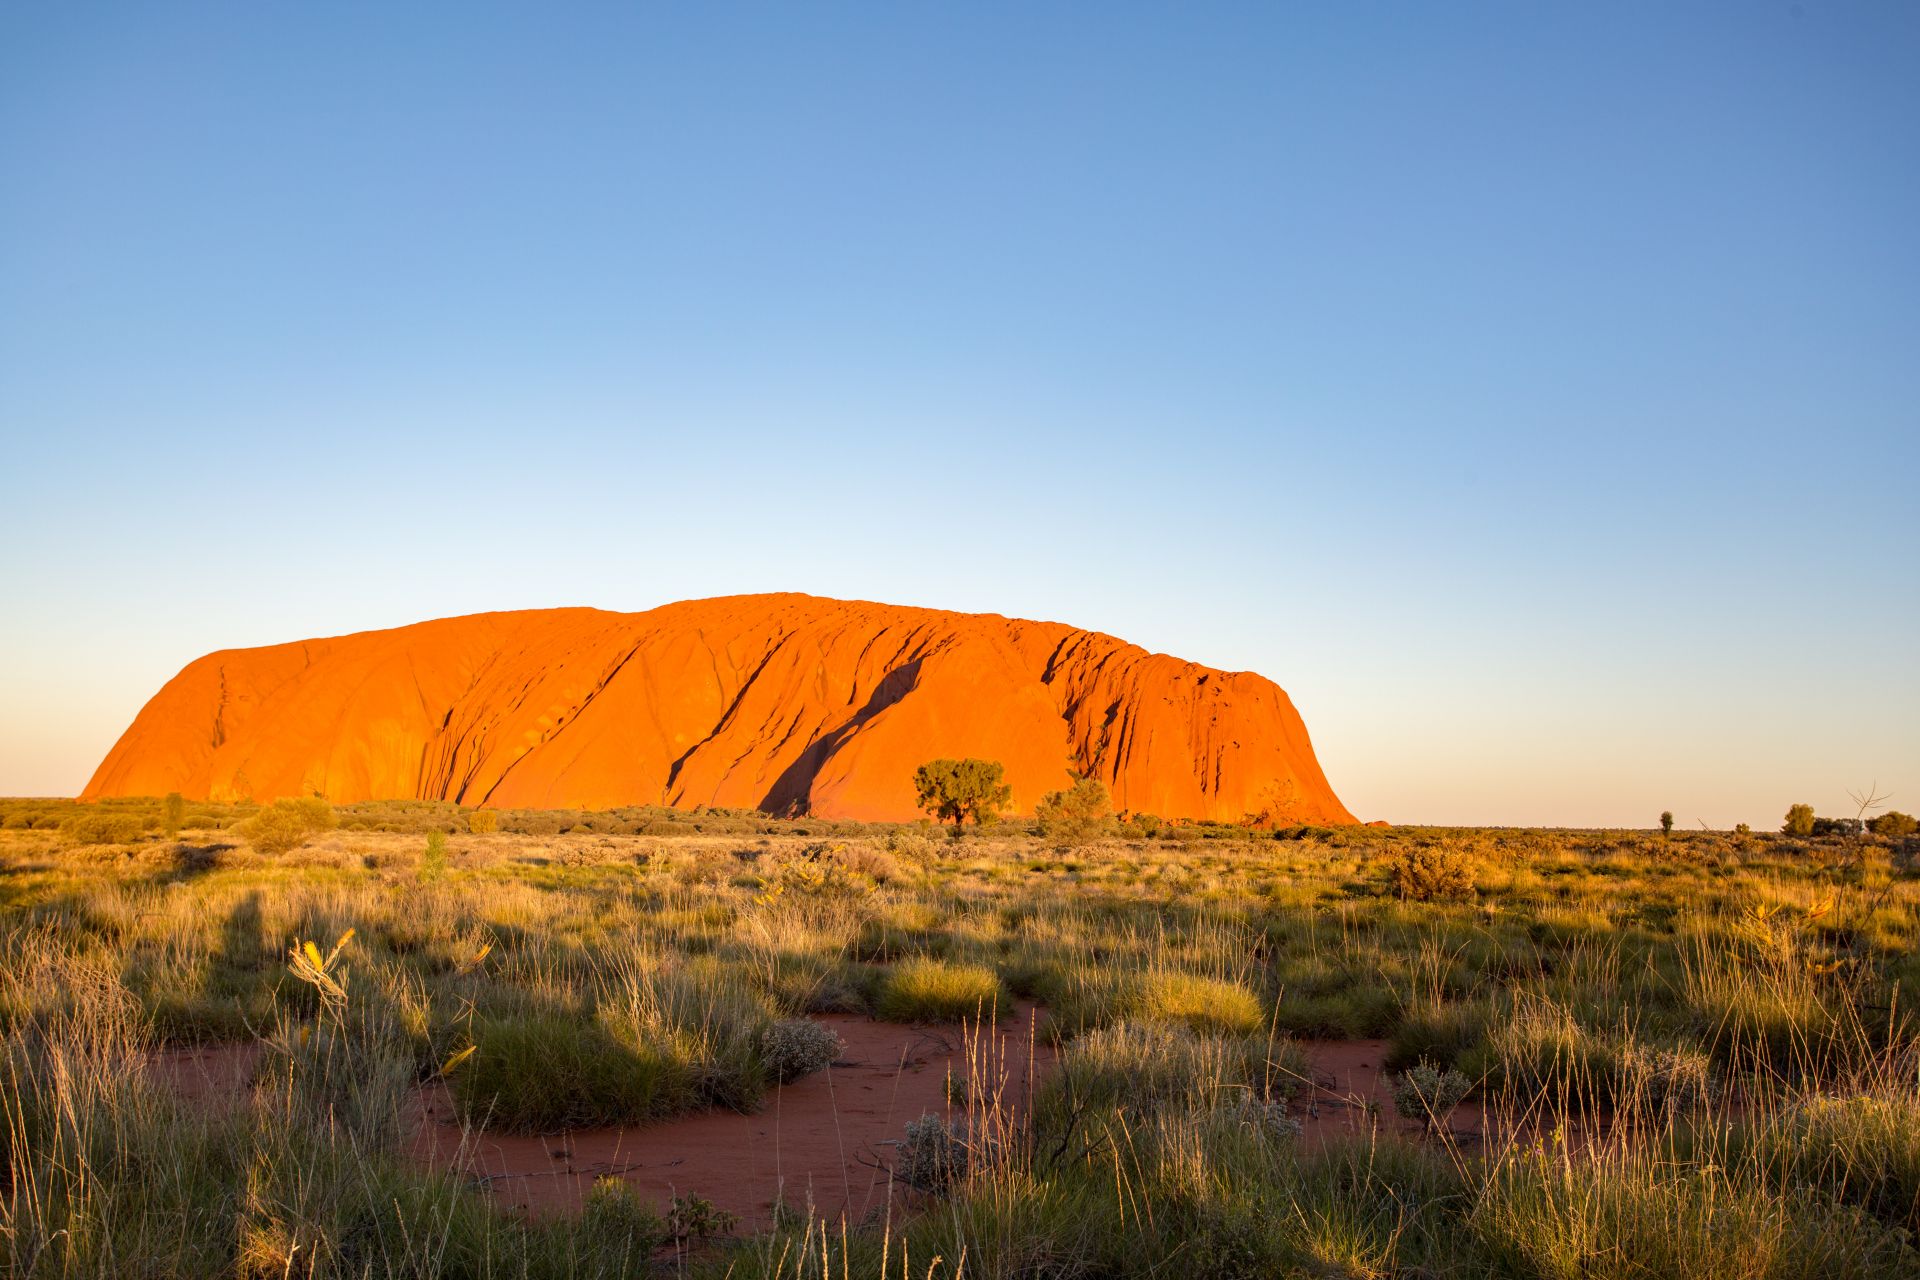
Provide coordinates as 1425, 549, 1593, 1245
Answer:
83, 594, 1354, 824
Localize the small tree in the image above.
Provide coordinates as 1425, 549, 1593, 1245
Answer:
1659, 811, 1674, 837
162, 791, 187, 839
1035, 777, 1113, 848
1783, 804, 1816, 837
913, 759, 1012, 827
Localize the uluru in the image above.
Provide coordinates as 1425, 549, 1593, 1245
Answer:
82, 593, 1355, 824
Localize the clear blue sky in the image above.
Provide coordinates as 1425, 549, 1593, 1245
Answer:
3, 3, 1915, 826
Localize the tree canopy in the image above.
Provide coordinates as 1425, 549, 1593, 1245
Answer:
913, 758, 1012, 827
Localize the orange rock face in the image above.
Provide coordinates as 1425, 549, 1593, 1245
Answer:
83, 594, 1355, 825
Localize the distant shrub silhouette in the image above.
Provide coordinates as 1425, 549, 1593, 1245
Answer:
1035, 777, 1112, 847
1660, 811, 1674, 836
913, 758, 1011, 827
1868, 811, 1916, 839
1783, 804, 1816, 837
162, 791, 187, 839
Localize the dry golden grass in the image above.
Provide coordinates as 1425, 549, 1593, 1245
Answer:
4, 800, 1918, 1277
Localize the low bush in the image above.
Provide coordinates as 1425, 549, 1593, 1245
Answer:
894, 1113, 967, 1191
1737, 1093, 1920, 1234
1050, 1021, 1303, 1115
1393, 1060, 1472, 1124
240, 797, 337, 856
1386, 844, 1477, 901
1868, 811, 1917, 839
762, 1018, 845, 1083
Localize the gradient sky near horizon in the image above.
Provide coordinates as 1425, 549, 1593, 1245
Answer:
3, 4, 1916, 826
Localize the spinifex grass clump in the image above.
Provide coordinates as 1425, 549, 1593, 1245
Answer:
876, 956, 1007, 1022
1047, 1021, 1305, 1116
1133, 972, 1266, 1036
452, 1011, 695, 1132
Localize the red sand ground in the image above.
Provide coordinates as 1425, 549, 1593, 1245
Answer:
1293, 1037, 1400, 1144
152, 1024, 1556, 1230
410, 1005, 1052, 1227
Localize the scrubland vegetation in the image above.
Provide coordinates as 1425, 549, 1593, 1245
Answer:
4, 791, 1919, 1277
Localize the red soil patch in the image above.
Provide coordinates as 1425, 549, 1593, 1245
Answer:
1292, 1038, 1398, 1145
150, 1027, 1556, 1225
410, 1005, 1051, 1227
146, 1041, 261, 1106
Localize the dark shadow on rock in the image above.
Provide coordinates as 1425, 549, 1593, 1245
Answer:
758, 659, 924, 816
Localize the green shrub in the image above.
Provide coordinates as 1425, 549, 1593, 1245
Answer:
1476, 1148, 1919, 1279
1050, 1021, 1302, 1115
1745, 1094, 1920, 1233
467, 809, 500, 834
421, 829, 448, 881
1784, 803, 1817, 837
162, 792, 186, 838
876, 957, 1005, 1022
1034, 778, 1113, 848
1388, 1000, 1495, 1071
